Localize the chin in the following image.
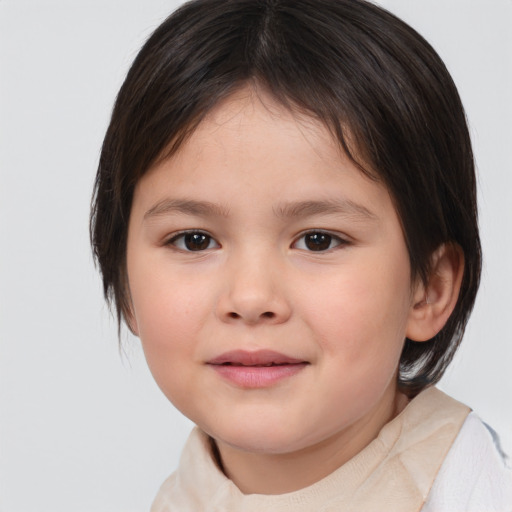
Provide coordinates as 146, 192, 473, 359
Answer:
223, 436, 305, 456
202, 419, 307, 455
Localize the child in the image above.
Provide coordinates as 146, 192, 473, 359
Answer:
90, 0, 512, 509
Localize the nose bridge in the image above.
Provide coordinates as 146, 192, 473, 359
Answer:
217, 245, 290, 325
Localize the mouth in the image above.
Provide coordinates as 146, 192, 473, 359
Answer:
207, 350, 309, 388
208, 349, 307, 366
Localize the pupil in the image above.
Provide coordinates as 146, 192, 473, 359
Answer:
185, 233, 210, 251
305, 233, 331, 251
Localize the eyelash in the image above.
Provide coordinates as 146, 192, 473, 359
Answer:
292, 231, 348, 252
165, 230, 348, 253
166, 231, 220, 252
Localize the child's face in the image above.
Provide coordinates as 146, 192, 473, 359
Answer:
127, 88, 420, 460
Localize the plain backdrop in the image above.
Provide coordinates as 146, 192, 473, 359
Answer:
1, 1, 511, 511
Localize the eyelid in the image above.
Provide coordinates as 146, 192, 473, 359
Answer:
292, 229, 350, 252
165, 229, 220, 251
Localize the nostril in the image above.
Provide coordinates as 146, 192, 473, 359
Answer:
227, 311, 275, 320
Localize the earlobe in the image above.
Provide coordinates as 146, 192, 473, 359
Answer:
123, 288, 140, 336
122, 275, 140, 336
125, 309, 140, 336
406, 243, 464, 342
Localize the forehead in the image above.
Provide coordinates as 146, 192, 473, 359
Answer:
131, 86, 397, 228
195, 87, 338, 165
148, 87, 367, 183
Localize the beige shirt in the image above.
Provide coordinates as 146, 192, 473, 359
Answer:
151, 387, 470, 512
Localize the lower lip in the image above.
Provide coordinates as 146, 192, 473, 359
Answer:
209, 363, 308, 388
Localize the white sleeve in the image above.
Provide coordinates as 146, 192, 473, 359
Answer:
422, 412, 512, 512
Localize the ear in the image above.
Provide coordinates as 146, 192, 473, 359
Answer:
120, 268, 139, 337
122, 283, 140, 336
406, 243, 464, 342
124, 307, 140, 337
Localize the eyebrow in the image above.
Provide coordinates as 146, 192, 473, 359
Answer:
273, 199, 377, 221
144, 198, 231, 220
144, 197, 377, 222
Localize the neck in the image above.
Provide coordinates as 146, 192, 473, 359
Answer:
214, 386, 408, 495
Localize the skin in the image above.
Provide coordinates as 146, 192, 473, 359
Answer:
126, 87, 435, 495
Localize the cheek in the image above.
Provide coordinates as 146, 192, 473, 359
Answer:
128, 266, 209, 381
132, 286, 207, 414
305, 261, 411, 367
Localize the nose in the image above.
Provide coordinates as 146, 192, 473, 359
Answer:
216, 252, 292, 325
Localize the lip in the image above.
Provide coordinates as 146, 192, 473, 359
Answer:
206, 350, 309, 388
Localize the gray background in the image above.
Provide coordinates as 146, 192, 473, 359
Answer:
1, 1, 511, 510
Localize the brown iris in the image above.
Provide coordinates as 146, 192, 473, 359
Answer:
304, 232, 333, 251
184, 233, 211, 251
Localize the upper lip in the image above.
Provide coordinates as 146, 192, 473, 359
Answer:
207, 350, 308, 366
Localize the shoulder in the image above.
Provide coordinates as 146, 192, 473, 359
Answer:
422, 412, 512, 512
150, 473, 178, 512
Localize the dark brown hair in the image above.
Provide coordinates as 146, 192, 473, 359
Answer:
91, 0, 481, 396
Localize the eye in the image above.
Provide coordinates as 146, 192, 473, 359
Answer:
167, 231, 220, 251
293, 231, 345, 252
